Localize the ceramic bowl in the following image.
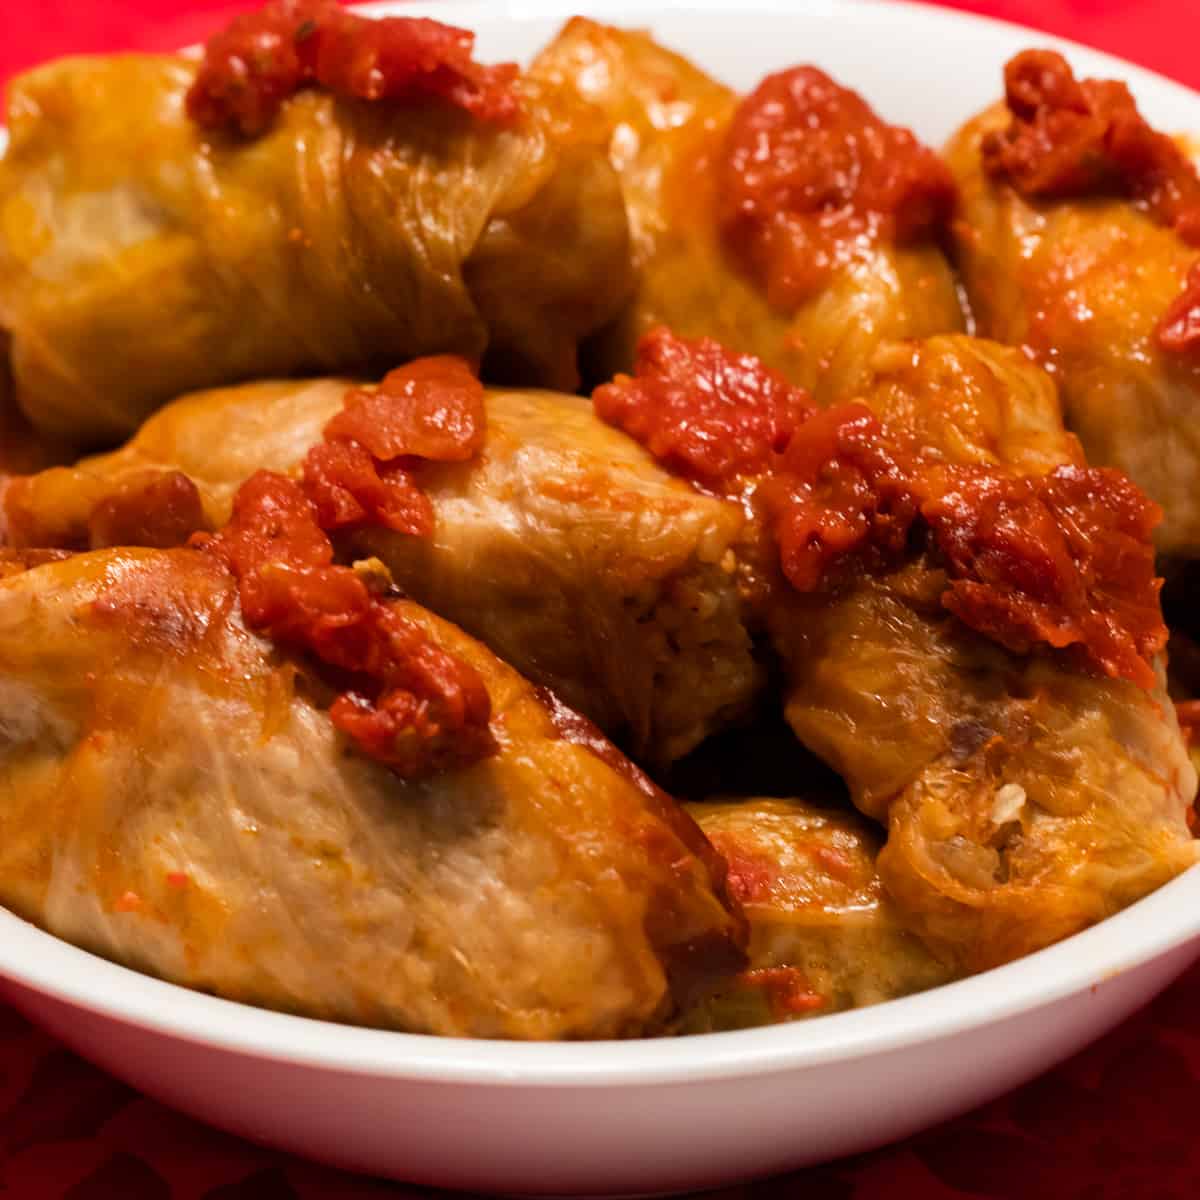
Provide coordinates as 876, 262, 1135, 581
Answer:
3, 2, 1199, 1193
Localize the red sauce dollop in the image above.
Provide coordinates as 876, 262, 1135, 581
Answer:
192, 354, 493, 776
197, 471, 495, 776
768, 406, 1166, 690
187, 0, 520, 138
717, 66, 956, 308
764, 402, 919, 592
326, 356, 488, 463
307, 353, 485, 538
984, 51, 1200, 355
921, 464, 1165, 689
707, 836, 778, 908
983, 50, 1200, 242
595, 328, 1166, 688
593, 327, 812, 494
301, 441, 431, 536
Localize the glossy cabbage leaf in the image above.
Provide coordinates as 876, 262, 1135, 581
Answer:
0, 55, 633, 442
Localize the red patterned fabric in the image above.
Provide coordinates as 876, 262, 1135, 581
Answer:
0, 2, 1198, 1196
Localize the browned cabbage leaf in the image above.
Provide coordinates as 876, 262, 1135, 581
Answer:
530, 18, 965, 401
0, 339, 73, 477
680, 797, 953, 1032
767, 336, 1199, 970
0, 547, 744, 1038
3, 379, 763, 765
946, 106, 1200, 557
0, 55, 633, 443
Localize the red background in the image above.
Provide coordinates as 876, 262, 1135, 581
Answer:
2, 3, 1200, 1198
2, 0, 1200, 89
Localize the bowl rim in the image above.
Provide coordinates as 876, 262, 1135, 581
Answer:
3, 0, 1200, 1092
366, 0, 1200, 109
5, 865, 1199, 1088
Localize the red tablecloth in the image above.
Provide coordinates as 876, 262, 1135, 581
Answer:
1, 3, 1199, 1198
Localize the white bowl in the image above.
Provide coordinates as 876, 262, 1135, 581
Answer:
3, 1, 1200, 1194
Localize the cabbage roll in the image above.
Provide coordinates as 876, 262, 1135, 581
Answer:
0, 546, 744, 1038
590, 325, 1196, 968
945, 51, 1200, 557
3, 377, 762, 765
0, 53, 632, 442
530, 18, 964, 400
680, 798, 952, 1032
769, 336, 1199, 969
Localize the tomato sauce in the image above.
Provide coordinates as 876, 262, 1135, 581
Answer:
196, 471, 495, 776
706, 837, 778, 908
921, 464, 1165, 689
191, 354, 494, 776
595, 328, 1166, 688
717, 66, 956, 308
295, 355, 487, 539
301, 441, 432, 537
327, 356, 488, 462
762, 401, 920, 592
984, 50, 1200, 241
593, 327, 812, 494
983, 50, 1200, 356
187, 0, 520, 137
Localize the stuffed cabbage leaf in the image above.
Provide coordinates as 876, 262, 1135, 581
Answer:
0, 54, 632, 442
530, 18, 965, 401
769, 336, 1199, 969
946, 69, 1200, 557
681, 797, 953, 1031
3, 376, 762, 765
0, 547, 744, 1038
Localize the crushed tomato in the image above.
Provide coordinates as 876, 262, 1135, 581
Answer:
982, 50, 1200, 357
921, 464, 1165, 689
196, 472, 495, 777
301, 441, 432, 537
983, 50, 1200, 240
327, 356, 488, 463
187, 0, 520, 138
595, 328, 1166, 689
593, 327, 812, 494
306, 353, 484, 539
192, 354, 494, 776
717, 66, 956, 308
706, 835, 779, 908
